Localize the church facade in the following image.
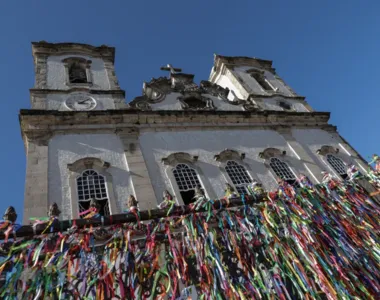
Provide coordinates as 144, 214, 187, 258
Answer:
21, 41, 367, 223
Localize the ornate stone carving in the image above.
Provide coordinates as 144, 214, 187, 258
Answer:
161, 152, 198, 166
316, 145, 339, 156
214, 149, 245, 162
129, 95, 152, 110
199, 81, 229, 100
128, 77, 171, 110
259, 148, 286, 159
178, 93, 215, 111
48, 203, 61, 218
67, 157, 110, 172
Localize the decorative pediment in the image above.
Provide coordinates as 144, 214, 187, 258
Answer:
214, 149, 245, 162
259, 148, 286, 159
161, 152, 198, 166
62, 57, 91, 66
129, 63, 264, 111
67, 157, 110, 172
316, 145, 339, 156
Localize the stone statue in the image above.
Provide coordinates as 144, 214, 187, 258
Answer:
127, 195, 139, 210
224, 183, 238, 199
3, 206, 17, 223
48, 203, 61, 219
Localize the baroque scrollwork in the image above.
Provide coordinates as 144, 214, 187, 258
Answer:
316, 145, 339, 156
178, 93, 215, 111
259, 148, 286, 160
128, 77, 171, 110
129, 64, 259, 111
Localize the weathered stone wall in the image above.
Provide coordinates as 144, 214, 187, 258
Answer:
139, 129, 314, 204
48, 134, 133, 220
292, 128, 368, 175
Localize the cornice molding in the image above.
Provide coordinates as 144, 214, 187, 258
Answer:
161, 152, 198, 166
32, 41, 115, 63
214, 149, 245, 162
19, 109, 331, 128
67, 157, 110, 172
29, 88, 126, 96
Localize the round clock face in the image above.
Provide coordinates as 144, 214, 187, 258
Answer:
65, 94, 97, 111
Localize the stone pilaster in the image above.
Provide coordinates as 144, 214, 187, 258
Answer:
23, 132, 51, 224
277, 127, 324, 183
118, 132, 157, 211
34, 54, 48, 89
104, 58, 120, 90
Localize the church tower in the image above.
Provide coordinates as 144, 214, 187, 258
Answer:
21, 42, 152, 223
21, 42, 368, 224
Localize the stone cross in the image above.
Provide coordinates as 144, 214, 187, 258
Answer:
160, 64, 182, 75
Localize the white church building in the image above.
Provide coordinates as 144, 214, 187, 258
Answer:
21, 41, 367, 223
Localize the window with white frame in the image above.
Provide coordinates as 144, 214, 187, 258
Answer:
326, 154, 348, 179
76, 169, 110, 217
173, 163, 203, 205
225, 160, 252, 195
269, 157, 300, 187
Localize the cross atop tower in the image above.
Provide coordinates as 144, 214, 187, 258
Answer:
160, 64, 182, 75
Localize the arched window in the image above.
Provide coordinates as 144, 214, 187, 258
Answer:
62, 57, 92, 86
269, 157, 300, 187
69, 62, 88, 83
76, 169, 110, 217
225, 160, 252, 195
326, 154, 348, 179
173, 163, 202, 205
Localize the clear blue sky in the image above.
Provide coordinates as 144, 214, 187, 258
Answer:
0, 1, 378, 222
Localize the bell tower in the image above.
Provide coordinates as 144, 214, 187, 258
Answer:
21, 42, 136, 223
30, 41, 127, 110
